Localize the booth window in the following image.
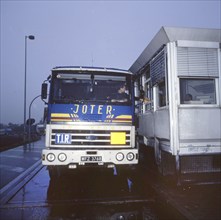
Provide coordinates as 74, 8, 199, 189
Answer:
144, 80, 152, 111
158, 80, 167, 107
180, 78, 216, 104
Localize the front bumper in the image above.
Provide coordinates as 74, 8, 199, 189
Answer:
42, 149, 138, 167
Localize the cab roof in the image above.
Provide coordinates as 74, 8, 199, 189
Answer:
52, 66, 132, 75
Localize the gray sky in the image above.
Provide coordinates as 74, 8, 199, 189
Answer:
1, 0, 220, 125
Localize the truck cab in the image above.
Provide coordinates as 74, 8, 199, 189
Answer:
41, 66, 138, 177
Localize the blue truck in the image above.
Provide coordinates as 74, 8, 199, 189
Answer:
41, 66, 138, 177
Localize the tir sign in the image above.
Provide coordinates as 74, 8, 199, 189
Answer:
55, 133, 71, 144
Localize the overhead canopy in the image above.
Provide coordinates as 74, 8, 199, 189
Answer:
129, 26, 221, 74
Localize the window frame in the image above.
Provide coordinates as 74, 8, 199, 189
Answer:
179, 77, 219, 106
49, 72, 133, 105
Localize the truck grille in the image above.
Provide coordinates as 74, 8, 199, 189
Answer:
48, 125, 134, 148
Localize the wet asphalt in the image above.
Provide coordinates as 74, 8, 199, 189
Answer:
0, 138, 220, 220
0, 138, 44, 189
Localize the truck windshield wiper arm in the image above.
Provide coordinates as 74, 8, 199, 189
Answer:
52, 98, 110, 104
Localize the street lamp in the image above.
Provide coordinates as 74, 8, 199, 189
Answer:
24, 35, 35, 141
28, 94, 41, 142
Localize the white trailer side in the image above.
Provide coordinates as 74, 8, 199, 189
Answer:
130, 27, 221, 183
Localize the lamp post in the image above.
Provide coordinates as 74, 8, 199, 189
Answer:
28, 94, 41, 142
24, 35, 35, 141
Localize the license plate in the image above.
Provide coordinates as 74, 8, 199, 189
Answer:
81, 156, 102, 162
55, 133, 71, 144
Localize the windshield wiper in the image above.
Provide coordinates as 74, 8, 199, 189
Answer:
52, 98, 110, 104
52, 97, 79, 104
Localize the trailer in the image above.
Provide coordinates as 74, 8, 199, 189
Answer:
130, 27, 221, 183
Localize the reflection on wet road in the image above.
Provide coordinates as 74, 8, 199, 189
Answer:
3, 166, 157, 220
1, 138, 220, 220
1, 161, 220, 220
47, 169, 147, 201
0, 138, 44, 189
46, 168, 157, 219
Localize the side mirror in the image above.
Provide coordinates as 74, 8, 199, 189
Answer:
41, 83, 48, 99
26, 118, 35, 125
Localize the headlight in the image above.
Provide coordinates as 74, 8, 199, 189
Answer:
117, 215, 125, 220
116, 153, 124, 161
126, 152, 134, 161
116, 152, 124, 161
47, 153, 55, 162
58, 153, 67, 162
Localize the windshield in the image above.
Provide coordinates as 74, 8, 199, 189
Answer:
50, 72, 132, 105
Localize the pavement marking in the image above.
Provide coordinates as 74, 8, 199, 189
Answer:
2, 147, 43, 152
33, 157, 41, 160
0, 164, 13, 169
0, 164, 25, 173
12, 167, 25, 172
0, 155, 26, 159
